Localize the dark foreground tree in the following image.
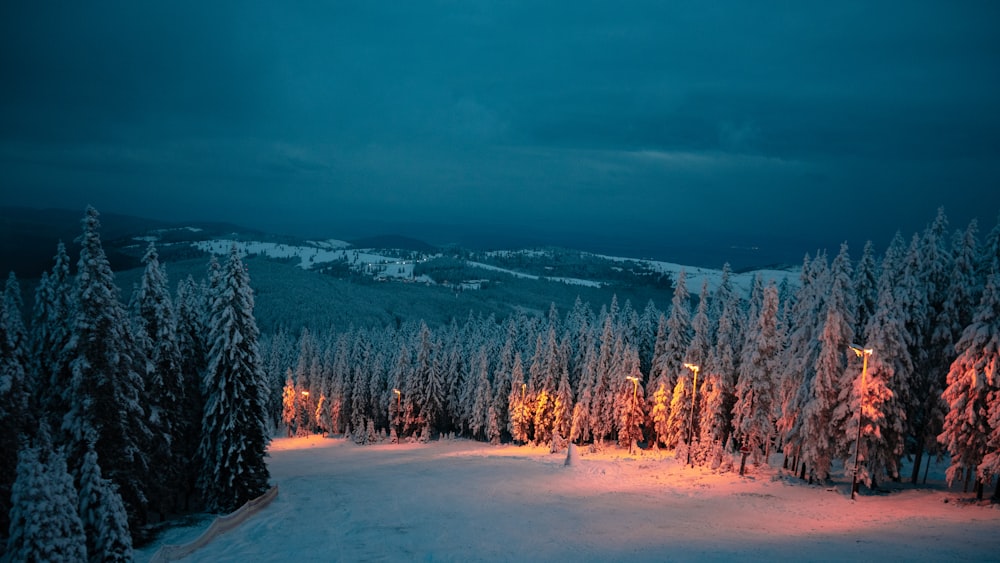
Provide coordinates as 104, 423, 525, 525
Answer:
198, 245, 271, 512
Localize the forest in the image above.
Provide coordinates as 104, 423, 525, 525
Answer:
2, 206, 1000, 562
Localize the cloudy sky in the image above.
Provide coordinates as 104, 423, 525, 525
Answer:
2, 2, 998, 266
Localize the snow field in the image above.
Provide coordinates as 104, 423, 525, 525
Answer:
139, 437, 1000, 562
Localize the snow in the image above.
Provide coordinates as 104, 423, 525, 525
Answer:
193, 240, 426, 278
467, 261, 604, 288
139, 437, 1000, 562
597, 255, 797, 294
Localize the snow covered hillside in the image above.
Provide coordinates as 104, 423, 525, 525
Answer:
140, 437, 1000, 562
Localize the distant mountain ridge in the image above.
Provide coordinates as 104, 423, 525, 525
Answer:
347, 234, 437, 253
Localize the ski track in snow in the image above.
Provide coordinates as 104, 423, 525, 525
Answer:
139, 436, 1000, 563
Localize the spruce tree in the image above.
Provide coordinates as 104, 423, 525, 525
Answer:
63, 206, 152, 533
197, 245, 271, 512
852, 249, 911, 489
78, 436, 132, 562
5, 437, 87, 562
733, 283, 781, 465
940, 269, 1000, 498
133, 242, 189, 516
1, 300, 30, 546
799, 244, 855, 480
31, 241, 76, 424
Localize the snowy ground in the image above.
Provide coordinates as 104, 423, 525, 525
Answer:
140, 437, 1000, 562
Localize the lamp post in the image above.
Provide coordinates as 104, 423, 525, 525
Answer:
393, 388, 401, 442
683, 363, 700, 467
626, 375, 639, 454
848, 344, 873, 501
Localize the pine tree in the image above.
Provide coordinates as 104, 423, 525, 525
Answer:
77, 436, 132, 562
31, 241, 76, 426
590, 317, 617, 444
617, 357, 645, 452
710, 283, 743, 449
508, 353, 530, 444
649, 381, 671, 449
571, 340, 597, 444
5, 437, 87, 562
281, 370, 297, 436
62, 206, 152, 532
854, 240, 879, 338
939, 269, 1000, 498
852, 249, 911, 489
911, 209, 954, 482
2, 273, 27, 369
1, 299, 30, 545
799, 244, 855, 480
664, 375, 691, 451
781, 253, 827, 471
198, 245, 270, 513
174, 275, 208, 456
470, 349, 492, 440
660, 271, 693, 390
133, 242, 189, 516
733, 283, 781, 465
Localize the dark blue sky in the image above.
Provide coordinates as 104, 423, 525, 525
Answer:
2, 2, 999, 267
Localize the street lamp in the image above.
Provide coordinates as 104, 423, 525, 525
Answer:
626, 376, 640, 454
848, 344, 873, 501
683, 363, 700, 467
393, 388, 402, 441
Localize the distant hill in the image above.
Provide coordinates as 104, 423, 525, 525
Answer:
0, 206, 268, 278
348, 234, 437, 253
0, 206, 172, 277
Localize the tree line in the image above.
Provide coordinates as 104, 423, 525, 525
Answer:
0, 207, 270, 561
271, 208, 1000, 500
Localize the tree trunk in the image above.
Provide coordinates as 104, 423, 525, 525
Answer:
799, 461, 807, 481
975, 478, 984, 501
910, 443, 924, 484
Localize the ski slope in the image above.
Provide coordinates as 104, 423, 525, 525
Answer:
139, 437, 1000, 562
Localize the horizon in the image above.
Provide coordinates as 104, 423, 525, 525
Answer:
2, 3, 998, 268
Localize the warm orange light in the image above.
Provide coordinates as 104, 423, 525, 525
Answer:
301, 391, 310, 397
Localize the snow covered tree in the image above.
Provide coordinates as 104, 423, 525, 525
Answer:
660, 270, 693, 390
281, 369, 297, 436
133, 242, 189, 516
197, 245, 271, 513
469, 349, 492, 440
850, 249, 911, 489
174, 275, 208, 453
649, 379, 671, 450
854, 240, 879, 339
799, 244, 855, 481
909, 209, 954, 482
77, 436, 132, 562
1, 297, 30, 545
733, 283, 781, 465
780, 253, 826, 472
571, 340, 597, 444
617, 358, 645, 453
710, 281, 744, 449
2, 273, 27, 370
590, 317, 617, 444
62, 206, 152, 533
508, 353, 530, 444
5, 436, 87, 562
939, 269, 1000, 498
31, 241, 76, 426
664, 375, 692, 452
